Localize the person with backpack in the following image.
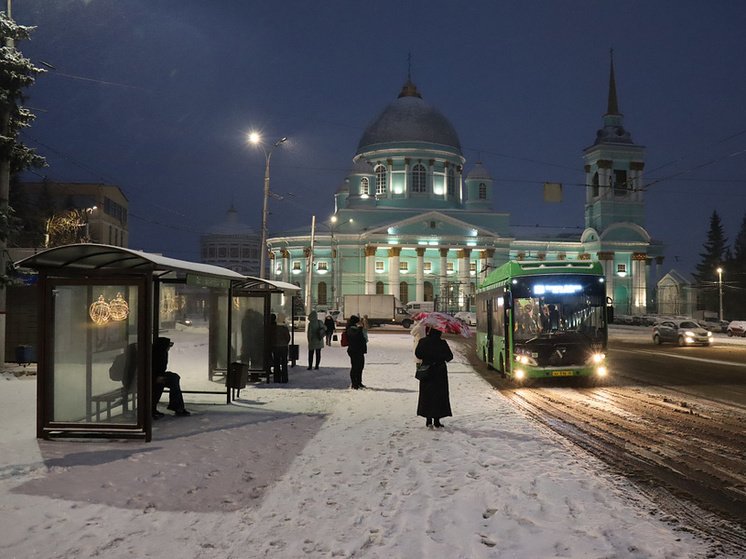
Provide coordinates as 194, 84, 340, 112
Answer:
345, 315, 368, 389
306, 310, 326, 370
324, 313, 335, 345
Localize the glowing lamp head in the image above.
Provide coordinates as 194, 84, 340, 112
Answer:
249, 132, 260, 144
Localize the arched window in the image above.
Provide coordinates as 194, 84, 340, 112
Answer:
411, 163, 427, 193
424, 281, 434, 302
361, 177, 369, 196
400, 281, 409, 303
447, 167, 455, 196
318, 282, 328, 305
375, 165, 387, 195
478, 182, 487, 199
376, 281, 385, 295
592, 172, 600, 198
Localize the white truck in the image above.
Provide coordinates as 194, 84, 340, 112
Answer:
343, 294, 413, 328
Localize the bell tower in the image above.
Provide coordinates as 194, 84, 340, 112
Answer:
583, 50, 645, 232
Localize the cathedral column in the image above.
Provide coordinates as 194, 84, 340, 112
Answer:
457, 166, 464, 205
416, 247, 426, 301
584, 164, 593, 203
386, 159, 393, 200
281, 250, 290, 284
596, 251, 615, 297
598, 160, 612, 198
388, 247, 401, 300
632, 252, 647, 314
480, 248, 495, 283
457, 249, 471, 311
428, 159, 435, 194
439, 248, 449, 310
364, 246, 377, 295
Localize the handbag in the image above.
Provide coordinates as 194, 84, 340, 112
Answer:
415, 363, 431, 381
332, 334, 338, 342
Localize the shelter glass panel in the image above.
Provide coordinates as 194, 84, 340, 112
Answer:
51, 284, 139, 424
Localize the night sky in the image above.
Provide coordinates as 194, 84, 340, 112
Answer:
11, 1, 746, 278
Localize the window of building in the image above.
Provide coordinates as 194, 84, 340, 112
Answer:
318, 282, 328, 305
230, 246, 238, 258
447, 262, 454, 273
470, 261, 477, 272
399, 261, 408, 272
375, 261, 384, 272
218, 247, 226, 258
317, 261, 328, 271
361, 177, 369, 195
411, 163, 426, 193
400, 281, 409, 303
478, 182, 487, 199
614, 169, 628, 197
617, 263, 627, 275
375, 165, 387, 195
208, 247, 216, 258
376, 281, 385, 294
592, 172, 600, 198
423, 261, 432, 272
293, 261, 302, 270
242, 248, 250, 259
447, 167, 455, 196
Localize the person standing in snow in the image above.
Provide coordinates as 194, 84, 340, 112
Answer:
345, 314, 368, 389
411, 319, 427, 371
324, 313, 335, 346
414, 327, 453, 428
272, 313, 291, 383
306, 310, 326, 370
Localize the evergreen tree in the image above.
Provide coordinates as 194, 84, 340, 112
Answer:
695, 211, 728, 313
0, 12, 46, 245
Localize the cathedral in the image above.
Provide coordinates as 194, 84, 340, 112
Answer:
264, 59, 664, 316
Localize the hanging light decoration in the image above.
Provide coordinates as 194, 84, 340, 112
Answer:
89, 295, 111, 325
109, 292, 130, 321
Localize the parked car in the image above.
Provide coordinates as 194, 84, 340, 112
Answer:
292, 316, 306, 331
454, 311, 476, 326
726, 320, 746, 337
652, 319, 712, 346
698, 319, 726, 333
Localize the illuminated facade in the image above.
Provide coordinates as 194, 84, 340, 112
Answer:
268, 62, 663, 315
201, 206, 261, 276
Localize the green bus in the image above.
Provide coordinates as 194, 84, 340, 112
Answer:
476, 261, 610, 381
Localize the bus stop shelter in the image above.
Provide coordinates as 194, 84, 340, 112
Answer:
15, 244, 299, 442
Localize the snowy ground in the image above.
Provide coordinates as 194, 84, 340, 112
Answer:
0, 327, 724, 558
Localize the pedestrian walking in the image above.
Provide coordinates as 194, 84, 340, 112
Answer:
324, 313, 335, 346
414, 327, 453, 428
345, 315, 368, 389
306, 310, 326, 370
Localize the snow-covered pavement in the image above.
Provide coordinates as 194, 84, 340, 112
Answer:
0, 329, 715, 558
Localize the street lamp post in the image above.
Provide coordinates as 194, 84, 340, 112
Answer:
717, 267, 724, 321
250, 133, 287, 279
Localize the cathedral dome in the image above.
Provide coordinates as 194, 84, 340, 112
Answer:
356, 78, 462, 154
466, 161, 492, 181
206, 206, 256, 236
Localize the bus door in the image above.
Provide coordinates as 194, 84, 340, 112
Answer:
486, 296, 493, 365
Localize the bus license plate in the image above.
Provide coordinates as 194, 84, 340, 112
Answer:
552, 371, 574, 377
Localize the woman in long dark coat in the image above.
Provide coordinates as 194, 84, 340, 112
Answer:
414, 327, 453, 428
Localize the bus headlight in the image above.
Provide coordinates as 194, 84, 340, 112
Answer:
592, 353, 605, 363
515, 352, 538, 366
597, 367, 607, 376
515, 369, 525, 379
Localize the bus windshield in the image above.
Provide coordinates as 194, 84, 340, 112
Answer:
510, 274, 607, 343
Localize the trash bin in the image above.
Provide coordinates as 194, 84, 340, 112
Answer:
289, 344, 299, 361
15, 345, 34, 367
227, 362, 248, 390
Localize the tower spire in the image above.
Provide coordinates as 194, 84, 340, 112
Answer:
606, 48, 620, 116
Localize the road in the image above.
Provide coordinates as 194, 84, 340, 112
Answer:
450, 327, 746, 555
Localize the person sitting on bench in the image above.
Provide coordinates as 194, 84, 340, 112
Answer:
152, 337, 190, 419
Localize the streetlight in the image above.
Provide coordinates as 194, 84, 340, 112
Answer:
717, 267, 724, 321
249, 133, 287, 279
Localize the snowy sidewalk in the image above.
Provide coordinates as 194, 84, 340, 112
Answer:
0, 332, 708, 558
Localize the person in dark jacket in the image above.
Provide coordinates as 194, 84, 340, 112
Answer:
414, 327, 453, 428
272, 313, 291, 383
306, 310, 326, 370
324, 313, 335, 346
152, 337, 190, 418
345, 315, 368, 389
